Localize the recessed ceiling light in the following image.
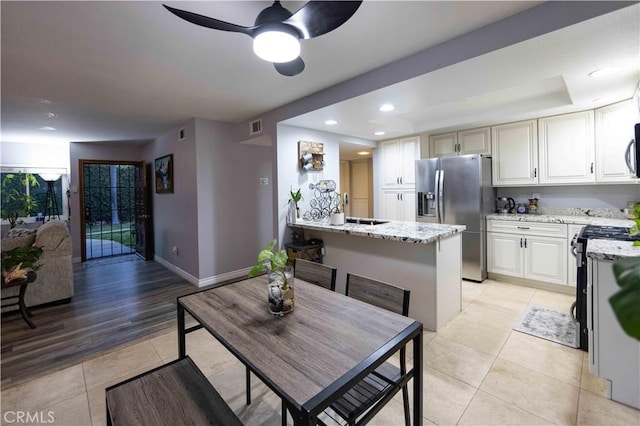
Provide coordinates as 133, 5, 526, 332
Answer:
324, 120, 338, 125
378, 104, 394, 112
374, 131, 385, 136
589, 67, 618, 78
46, 112, 56, 118
357, 151, 370, 156
39, 126, 56, 131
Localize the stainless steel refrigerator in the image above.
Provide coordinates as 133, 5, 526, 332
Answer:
416, 154, 495, 282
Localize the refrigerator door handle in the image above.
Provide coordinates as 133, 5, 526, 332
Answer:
434, 170, 440, 223
438, 169, 445, 223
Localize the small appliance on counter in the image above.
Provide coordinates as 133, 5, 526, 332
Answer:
526, 198, 539, 214
495, 197, 515, 214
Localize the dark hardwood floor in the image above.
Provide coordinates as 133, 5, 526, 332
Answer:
1, 256, 209, 389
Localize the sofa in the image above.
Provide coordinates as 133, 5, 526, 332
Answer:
1, 220, 74, 310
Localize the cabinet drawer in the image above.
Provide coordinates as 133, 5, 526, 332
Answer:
487, 220, 567, 238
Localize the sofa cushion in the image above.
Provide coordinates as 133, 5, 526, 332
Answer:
35, 220, 70, 251
1, 228, 37, 252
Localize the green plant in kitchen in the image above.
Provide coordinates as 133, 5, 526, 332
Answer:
290, 187, 302, 219
248, 239, 290, 289
609, 201, 640, 341
1, 172, 39, 228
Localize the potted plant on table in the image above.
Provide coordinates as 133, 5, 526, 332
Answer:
248, 239, 294, 315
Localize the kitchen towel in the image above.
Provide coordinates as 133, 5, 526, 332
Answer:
513, 304, 578, 348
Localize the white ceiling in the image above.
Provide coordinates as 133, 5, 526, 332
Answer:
1, 1, 638, 157
1, 1, 541, 145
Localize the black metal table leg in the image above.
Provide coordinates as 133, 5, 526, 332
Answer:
18, 283, 36, 329
177, 301, 186, 359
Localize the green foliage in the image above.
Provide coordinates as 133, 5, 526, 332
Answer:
248, 239, 290, 288
1, 173, 39, 227
629, 202, 640, 246
1, 245, 43, 272
610, 258, 640, 340
290, 187, 302, 204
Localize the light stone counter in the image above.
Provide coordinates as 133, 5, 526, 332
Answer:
587, 239, 640, 261
486, 213, 634, 228
288, 218, 465, 244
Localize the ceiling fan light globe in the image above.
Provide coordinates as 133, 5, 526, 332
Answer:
253, 31, 300, 63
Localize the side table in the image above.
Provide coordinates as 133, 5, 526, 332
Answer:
1, 270, 37, 329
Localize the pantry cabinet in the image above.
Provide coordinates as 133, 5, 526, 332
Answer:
379, 136, 419, 187
380, 189, 416, 221
538, 111, 595, 184
594, 99, 639, 183
491, 120, 538, 186
429, 127, 491, 158
487, 219, 567, 285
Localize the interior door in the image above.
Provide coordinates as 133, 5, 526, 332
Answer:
134, 162, 153, 260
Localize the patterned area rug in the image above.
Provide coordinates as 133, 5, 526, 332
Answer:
513, 304, 578, 348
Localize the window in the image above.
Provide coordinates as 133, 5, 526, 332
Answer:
1, 168, 68, 222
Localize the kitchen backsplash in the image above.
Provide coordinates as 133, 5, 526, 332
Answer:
496, 184, 638, 219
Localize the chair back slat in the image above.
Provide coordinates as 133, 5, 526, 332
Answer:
294, 259, 337, 291
345, 274, 410, 316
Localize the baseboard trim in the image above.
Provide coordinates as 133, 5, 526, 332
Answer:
153, 255, 251, 288
488, 272, 575, 295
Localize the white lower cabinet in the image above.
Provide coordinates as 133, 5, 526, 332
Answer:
380, 189, 415, 221
487, 220, 567, 285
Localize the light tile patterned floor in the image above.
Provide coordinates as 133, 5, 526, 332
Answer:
2, 279, 639, 425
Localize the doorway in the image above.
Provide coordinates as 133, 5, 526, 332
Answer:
79, 160, 152, 261
339, 141, 374, 218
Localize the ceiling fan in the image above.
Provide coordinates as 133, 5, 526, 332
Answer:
164, 1, 363, 77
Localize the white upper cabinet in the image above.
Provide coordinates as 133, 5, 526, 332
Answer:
458, 127, 491, 156
379, 136, 419, 187
491, 120, 538, 186
538, 111, 595, 184
429, 133, 457, 157
594, 99, 639, 183
429, 127, 490, 157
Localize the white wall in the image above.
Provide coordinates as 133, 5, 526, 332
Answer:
276, 124, 373, 245
1, 141, 70, 171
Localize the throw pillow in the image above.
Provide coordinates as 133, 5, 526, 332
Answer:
1, 228, 37, 252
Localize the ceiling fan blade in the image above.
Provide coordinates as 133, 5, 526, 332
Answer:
163, 5, 255, 36
284, 1, 363, 39
274, 57, 305, 77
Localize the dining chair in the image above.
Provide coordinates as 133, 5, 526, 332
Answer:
326, 273, 412, 426
293, 258, 337, 291
245, 258, 337, 416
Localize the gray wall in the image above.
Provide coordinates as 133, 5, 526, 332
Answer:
142, 120, 199, 278
194, 118, 273, 282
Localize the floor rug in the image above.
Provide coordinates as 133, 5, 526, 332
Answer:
513, 304, 578, 348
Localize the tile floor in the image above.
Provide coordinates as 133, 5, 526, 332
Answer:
2, 279, 639, 425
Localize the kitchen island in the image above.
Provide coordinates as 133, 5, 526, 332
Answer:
288, 218, 465, 331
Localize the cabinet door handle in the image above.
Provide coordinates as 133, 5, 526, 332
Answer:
457, 143, 461, 152
517, 226, 530, 230
524, 238, 527, 248
399, 177, 403, 185
590, 162, 594, 174
520, 238, 523, 248
533, 168, 537, 178
396, 177, 400, 184
400, 193, 403, 201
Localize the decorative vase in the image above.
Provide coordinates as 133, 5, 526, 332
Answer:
287, 201, 297, 223
268, 266, 294, 315
330, 212, 344, 225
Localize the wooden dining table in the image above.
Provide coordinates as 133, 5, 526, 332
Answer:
177, 276, 423, 425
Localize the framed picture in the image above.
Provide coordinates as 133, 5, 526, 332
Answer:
155, 154, 174, 193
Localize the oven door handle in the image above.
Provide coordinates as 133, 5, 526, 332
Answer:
570, 301, 577, 322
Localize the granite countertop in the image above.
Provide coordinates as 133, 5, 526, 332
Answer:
486, 213, 634, 228
288, 218, 465, 245
587, 239, 640, 261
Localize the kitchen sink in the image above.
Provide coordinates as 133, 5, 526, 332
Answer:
345, 218, 389, 225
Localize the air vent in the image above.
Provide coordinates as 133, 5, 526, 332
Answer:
250, 119, 262, 136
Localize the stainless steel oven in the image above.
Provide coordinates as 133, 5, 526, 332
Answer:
570, 225, 639, 351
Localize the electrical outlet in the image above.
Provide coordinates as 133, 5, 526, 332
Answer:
172, 246, 178, 255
